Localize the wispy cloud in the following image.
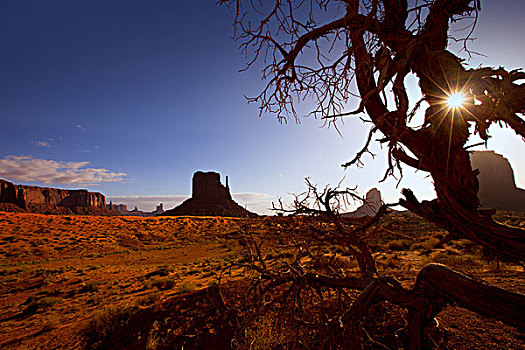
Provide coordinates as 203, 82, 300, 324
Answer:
233, 192, 273, 202
34, 137, 56, 148
233, 192, 278, 215
76, 124, 87, 131
0, 155, 127, 185
35, 141, 51, 148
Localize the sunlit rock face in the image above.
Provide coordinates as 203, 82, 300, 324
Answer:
343, 188, 383, 217
0, 178, 106, 209
470, 150, 525, 211
0, 178, 113, 215
162, 171, 257, 218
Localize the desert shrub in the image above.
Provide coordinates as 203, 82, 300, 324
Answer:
144, 266, 171, 279
410, 237, 440, 251
448, 239, 481, 254
241, 315, 288, 349
146, 321, 161, 350
80, 292, 160, 349
87, 295, 104, 306
236, 255, 251, 264
201, 271, 216, 278
384, 239, 411, 251
136, 292, 161, 306
409, 242, 425, 251
35, 288, 61, 297
334, 245, 345, 254
175, 282, 196, 294
78, 282, 99, 294
146, 277, 176, 291
430, 251, 484, 271
40, 320, 57, 333
433, 232, 445, 240
82, 304, 141, 349
22, 296, 63, 315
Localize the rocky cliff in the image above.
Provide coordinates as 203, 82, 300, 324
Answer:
470, 151, 525, 211
0, 179, 112, 215
162, 172, 257, 218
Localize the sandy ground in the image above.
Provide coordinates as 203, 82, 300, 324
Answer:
0, 212, 523, 349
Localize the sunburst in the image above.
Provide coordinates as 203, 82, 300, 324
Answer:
446, 91, 466, 109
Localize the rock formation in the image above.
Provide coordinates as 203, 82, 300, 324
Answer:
151, 203, 165, 216
107, 202, 128, 212
161, 171, 257, 218
0, 178, 112, 215
107, 202, 165, 217
343, 188, 383, 217
470, 151, 525, 211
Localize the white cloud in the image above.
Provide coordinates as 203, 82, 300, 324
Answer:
232, 192, 275, 214
76, 124, 87, 131
0, 155, 127, 185
232, 192, 274, 202
233, 193, 277, 215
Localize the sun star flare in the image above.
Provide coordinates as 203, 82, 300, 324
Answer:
446, 91, 466, 109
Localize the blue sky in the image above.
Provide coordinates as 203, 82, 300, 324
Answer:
0, 1, 523, 214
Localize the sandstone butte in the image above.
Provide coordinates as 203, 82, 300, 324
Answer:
0, 178, 112, 215
345, 151, 525, 216
161, 171, 258, 218
470, 150, 525, 211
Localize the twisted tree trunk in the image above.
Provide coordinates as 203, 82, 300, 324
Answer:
223, 0, 525, 347
348, 1, 525, 261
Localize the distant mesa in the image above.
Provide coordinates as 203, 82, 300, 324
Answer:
342, 188, 383, 218
0, 178, 113, 215
161, 171, 257, 218
107, 202, 128, 212
341, 151, 525, 217
107, 202, 165, 217
151, 203, 165, 216
470, 150, 525, 211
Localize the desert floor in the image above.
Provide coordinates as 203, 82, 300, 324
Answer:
0, 211, 523, 349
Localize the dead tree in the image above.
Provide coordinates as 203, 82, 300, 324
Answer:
219, 0, 525, 260
218, 0, 525, 347
227, 182, 524, 349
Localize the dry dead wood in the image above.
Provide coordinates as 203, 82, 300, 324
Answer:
222, 184, 524, 349
218, 0, 525, 348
